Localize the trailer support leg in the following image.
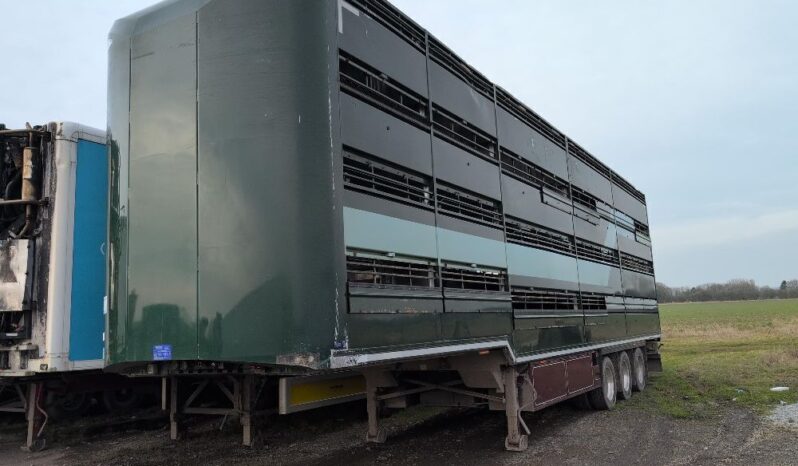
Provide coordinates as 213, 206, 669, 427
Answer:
169, 376, 180, 440
161, 377, 168, 411
23, 382, 46, 452
241, 375, 254, 447
503, 367, 528, 452
364, 372, 387, 443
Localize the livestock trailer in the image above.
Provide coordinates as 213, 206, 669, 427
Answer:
108, 0, 661, 450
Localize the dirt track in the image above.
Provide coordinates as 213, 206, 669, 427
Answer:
1, 395, 797, 466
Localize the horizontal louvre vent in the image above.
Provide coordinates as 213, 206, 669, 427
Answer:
500, 147, 569, 197
496, 88, 566, 150
436, 182, 503, 229
635, 221, 650, 237
512, 287, 578, 312
347, 253, 438, 289
343, 148, 433, 210
505, 216, 574, 256
620, 253, 655, 275
433, 105, 497, 161
580, 293, 607, 311
442, 264, 508, 292
612, 171, 646, 203
568, 141, 611, 180
575, 238, 619, 266
429, 38, 494, 99
346, 0, 426, 51
571, 186, 598, 212
340, 51, 429, 128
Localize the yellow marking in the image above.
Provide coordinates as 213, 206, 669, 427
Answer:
289, 375, 366, 406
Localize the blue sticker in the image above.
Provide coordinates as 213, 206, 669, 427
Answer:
153, 344, 172, 361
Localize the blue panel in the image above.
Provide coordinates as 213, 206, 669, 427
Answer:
69, 140, 108, 361
344, 207, 438, 258
506, 243, 579, 283
437, 228, 507, 268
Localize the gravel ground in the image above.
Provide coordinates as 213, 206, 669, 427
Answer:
1, 400, 797, 466
768, 402, 798, 428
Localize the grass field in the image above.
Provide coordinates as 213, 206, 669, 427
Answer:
628, 299, 798, 418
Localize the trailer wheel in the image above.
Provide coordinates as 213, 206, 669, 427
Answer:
588, 356, 616, 410
632, 347, 648, 392
616, 352, 633, 401
102, 388, 142, 413
46, 391, 93, 421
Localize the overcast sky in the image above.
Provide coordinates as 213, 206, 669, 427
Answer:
1, 0, 796, 287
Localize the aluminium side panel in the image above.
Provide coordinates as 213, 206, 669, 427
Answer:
196, 0, 342, 363
612, 182, 649, 226
496, 107, 569, 180
125, 12, 199, 362
339, 3, 428, 97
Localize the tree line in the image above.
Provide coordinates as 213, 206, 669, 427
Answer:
656, 279, 798, 303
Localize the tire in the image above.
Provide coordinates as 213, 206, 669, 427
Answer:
46, 391, 93, 421
616, 352, 633, 401
632, 347, 648, 392
588, 356, 617, 410
102, 388, 142, 413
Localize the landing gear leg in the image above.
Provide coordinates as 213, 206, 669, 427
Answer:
503, 367, 528, 452
364, 371, 387, 443
240, 375, 255, 447
22, 382, 46, 452
169, 377, 181, 440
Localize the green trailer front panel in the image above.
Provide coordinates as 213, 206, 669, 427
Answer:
108, 0, 343, 367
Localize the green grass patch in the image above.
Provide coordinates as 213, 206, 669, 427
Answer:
627, 299, 798, 418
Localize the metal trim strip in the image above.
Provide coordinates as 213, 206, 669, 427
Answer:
329, 333, 661, 368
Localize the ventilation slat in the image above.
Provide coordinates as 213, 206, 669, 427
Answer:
340, 51, 429, 129
436, 182, 503, 229
575, 238, 619, 266
441, 264, 508, 292
579, 293, 607, 311
343, 148, 434, 210
512, 287, 579, 312
570, 186, 597, 212
505, 216, 574, 256
347, 253, 438, 289
500, 147, 569, 198
432, 105, 497, 161
620, 253, 655, 275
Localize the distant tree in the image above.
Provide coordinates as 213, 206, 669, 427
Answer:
657, 278, 798, 303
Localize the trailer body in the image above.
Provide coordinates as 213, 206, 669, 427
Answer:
108, 0, 660, 449
108, 0, 658, 372
0, 122, 107, 376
